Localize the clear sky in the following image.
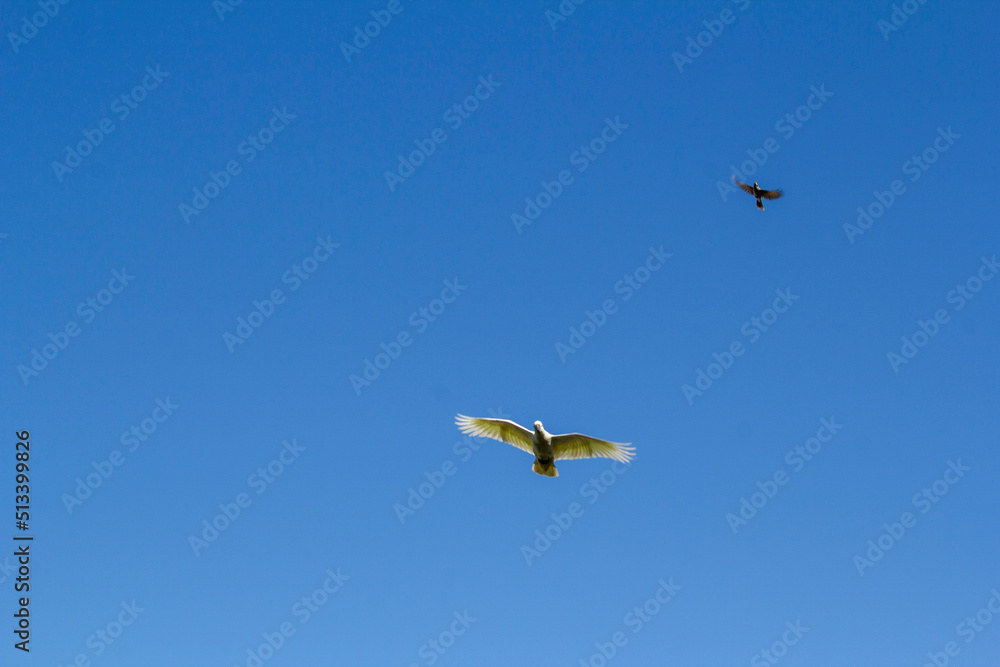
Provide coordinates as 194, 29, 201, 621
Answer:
2, 1, 998, 665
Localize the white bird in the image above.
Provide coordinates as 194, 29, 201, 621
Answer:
455, 415, 634, 477
733, 177, 784, 211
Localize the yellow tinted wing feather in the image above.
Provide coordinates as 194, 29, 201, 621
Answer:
455, 415, 534, 454
551, 433, 635, 463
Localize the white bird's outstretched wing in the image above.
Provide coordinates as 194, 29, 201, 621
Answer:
732, 177, 756, 196
455, 415, 534, 454
551, 433, 635, 463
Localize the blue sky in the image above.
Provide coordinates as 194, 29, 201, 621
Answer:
2, 0, 999, 665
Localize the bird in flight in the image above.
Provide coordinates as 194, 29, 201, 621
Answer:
455, 415, 634, 477
733, 177, 783, 210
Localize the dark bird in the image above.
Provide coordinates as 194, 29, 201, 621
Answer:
455, 415, 634, 477
733, 177, 783, 210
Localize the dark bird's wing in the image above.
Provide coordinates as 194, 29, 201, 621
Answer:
733, 178, 756, 196
455, 415, 534, 454
759, 188, 783, 200
551, 433, 635, 463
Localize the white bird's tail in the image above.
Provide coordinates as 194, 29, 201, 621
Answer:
532, 460, 558, 477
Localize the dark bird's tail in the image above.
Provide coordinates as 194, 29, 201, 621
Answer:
756, 197, 764, 210
532, 459, 558, 477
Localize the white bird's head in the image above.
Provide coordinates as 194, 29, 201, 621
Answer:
533, 420, 543, 431
753, 181, 759, 188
